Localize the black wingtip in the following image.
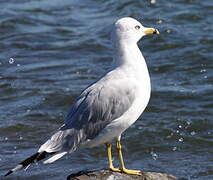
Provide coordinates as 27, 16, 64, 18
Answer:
4, 170, 13, 176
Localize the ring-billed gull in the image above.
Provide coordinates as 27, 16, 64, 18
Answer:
5, 17, 159, 176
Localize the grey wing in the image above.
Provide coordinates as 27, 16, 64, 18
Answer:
63, 79, 135, 141
39, 78, 135, 153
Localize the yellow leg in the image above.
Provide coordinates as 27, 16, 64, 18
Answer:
106, 143, 120, 172
116, 140, 142, 175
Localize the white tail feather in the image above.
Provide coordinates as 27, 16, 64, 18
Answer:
12, 164, 23, 172
43, 152, 67, 164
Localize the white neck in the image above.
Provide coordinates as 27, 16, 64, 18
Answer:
112, 41, 150, 80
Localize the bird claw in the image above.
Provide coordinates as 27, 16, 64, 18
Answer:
109, 166, 142, 176
109, 167, 121, 172
120, 168, 142, 176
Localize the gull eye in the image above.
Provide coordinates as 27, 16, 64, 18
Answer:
135, 25, 140, 30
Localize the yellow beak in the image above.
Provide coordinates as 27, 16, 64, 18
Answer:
144, 28, 160, 35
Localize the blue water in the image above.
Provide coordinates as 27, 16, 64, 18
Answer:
0, 0, 212, 179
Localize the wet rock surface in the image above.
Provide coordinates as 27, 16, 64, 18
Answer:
67, 169, 178, 180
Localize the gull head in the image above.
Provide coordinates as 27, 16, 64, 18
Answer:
112, 17, 159, 44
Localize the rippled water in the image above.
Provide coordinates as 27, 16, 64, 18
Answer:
0, 0, 212, 180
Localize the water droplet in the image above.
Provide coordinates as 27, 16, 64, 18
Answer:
26, 109, 31, 113
176, 130, 180, 133
9, 58, 15, 64
19, 136, 23, 140
167, 132, 174, 138
186, 121, 191, 125
138, 126, 143, 130
13, 151, 17, 154
190, 131, 196, 136
172, 147, 177, 151
204, 76, 207, 79
150, 151, 158, 160
178, 137, 184, 142
5, 137, 8, 140
178, 125, 182, 129
14, 146, 17, 149
65, 88, 70, 92
166, 29, 171, 33
17, 64, 21, 67
150, 0, 156, 4
200, 69, 206, 73
156, 19, 162, 24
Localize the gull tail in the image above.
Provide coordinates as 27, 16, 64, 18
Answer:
5, 129, 78, 176
4, 151, 54, 176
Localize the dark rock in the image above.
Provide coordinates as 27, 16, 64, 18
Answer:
67, 169, 178, 180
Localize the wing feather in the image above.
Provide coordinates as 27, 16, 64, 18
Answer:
63, 77, 135, 141
40, 73, 136, 153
